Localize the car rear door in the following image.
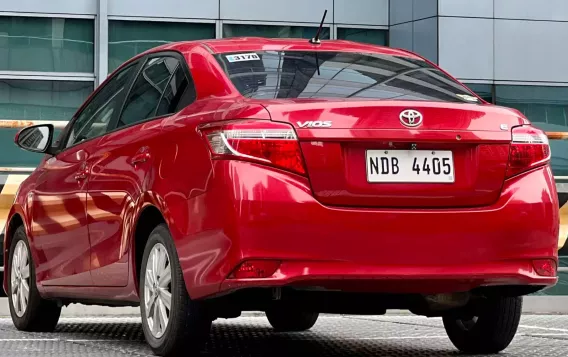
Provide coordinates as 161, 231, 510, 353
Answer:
86, 52, 195, 286
32, 61, 139, 286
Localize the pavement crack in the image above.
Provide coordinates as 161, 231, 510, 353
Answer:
342, 315, 445, 329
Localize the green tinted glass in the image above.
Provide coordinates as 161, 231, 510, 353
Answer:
0, 79, 93, 120
108, 21, 215, 72
495, 85, 568, 177
0, 79, 92, 167
464, 83, 493, 103
223, 24, 330, 40
337, 28, 387, 45
0, 128, 63, 168
0, 17, 94, 73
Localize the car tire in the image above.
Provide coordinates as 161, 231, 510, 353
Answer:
8, 226, 61, 332
140, 224, 212, 356
443, 295, 522, 354
266, 308, 319, 332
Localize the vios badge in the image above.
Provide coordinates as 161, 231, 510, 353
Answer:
297, 121, 332, 128
399, 109, 423, 128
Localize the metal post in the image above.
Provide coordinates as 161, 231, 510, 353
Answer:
95, 0, 109, 87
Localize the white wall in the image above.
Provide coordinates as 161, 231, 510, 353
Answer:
220, 0, 333, 22
438, 17, 494, 80
414, 0, 438, 20
494, 20, 568, 82
438, 0, 568, 83
334, 0, 388, 26
109, 0, 218, 19
389, 0, 438, 62
390, 0, 413, 25
1, 0, 96, 15
438, 0, 494, 18
495, 0, 568, 21
0, 0, 391, 26
413, 17, 438, 63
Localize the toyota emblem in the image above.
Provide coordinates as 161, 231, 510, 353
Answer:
399, 109, 423, 128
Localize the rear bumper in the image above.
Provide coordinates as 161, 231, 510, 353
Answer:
172, 161, 559, 299
220, 260, 557, 295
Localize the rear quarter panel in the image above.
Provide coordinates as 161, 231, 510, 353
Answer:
154, 97, 270, 298
143, 45, 274, 298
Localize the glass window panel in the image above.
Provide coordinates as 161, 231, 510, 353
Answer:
496, 85, 568, 177
337, 28, 388, 46
215, 51, 480, 103
0, 79, 93, 120
223, 24, 330, 40
464, 83, 493, 103
66, 65, 137, 147
108, 21, 215, 72
156, 64, 193, 116
0, 17, 94, 73
119, 57, 179, 127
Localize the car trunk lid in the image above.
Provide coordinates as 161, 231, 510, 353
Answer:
256, 99, 525, 208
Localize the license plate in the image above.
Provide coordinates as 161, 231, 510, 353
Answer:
366, 150, 454, 183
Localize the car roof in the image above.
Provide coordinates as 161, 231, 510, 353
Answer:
145, 37, 423, 60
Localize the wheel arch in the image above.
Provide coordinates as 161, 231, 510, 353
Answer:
3, 209, 25, 294
131, 203, 167, 295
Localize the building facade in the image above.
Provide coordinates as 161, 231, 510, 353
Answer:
0, 0, 567, 294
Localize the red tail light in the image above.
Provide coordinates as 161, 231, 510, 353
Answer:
533, 259, 556, 277
228, 260, 281, 279
505, 126, 551, 179
200, 120, 306, 175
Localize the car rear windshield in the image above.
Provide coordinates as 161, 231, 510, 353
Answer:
214, 51, 480, 103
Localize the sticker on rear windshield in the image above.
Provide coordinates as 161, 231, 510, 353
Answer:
226, 53, 261, 63
456, 94, 479, 102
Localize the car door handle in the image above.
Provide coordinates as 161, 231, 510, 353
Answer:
74, 154, 89, 181
74, 172, 88, 180
130, 147, 151, 166
74, 166, 89, 181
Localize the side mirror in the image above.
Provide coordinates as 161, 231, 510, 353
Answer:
14, 124, 55, 154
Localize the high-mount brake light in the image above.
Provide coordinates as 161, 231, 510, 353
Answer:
505, 125, 551, 179
201, 120, 306, 175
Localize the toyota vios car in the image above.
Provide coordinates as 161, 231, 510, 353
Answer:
4, 38, 558, 356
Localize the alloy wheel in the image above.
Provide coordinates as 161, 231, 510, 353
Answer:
11, 240, 30, 317
144, 243, 172, 338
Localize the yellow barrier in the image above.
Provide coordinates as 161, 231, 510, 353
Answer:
0, 120, 68, 129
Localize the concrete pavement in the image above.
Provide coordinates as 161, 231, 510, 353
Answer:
0, 296, 567, 318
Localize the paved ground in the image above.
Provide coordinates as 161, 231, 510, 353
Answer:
0, 313, 566, 356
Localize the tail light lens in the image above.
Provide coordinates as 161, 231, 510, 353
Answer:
505, 126, 551, 179
533, 259, 557, 277
200, 120, 306, 175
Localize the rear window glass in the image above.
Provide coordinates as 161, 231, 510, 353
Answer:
214, 51, 480, 103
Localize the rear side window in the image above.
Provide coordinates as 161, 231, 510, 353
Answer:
214, 51, 479, 103
119, 55, 194, 128
155, 63, 194, 116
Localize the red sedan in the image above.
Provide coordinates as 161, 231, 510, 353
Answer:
4, 38, 558, 356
